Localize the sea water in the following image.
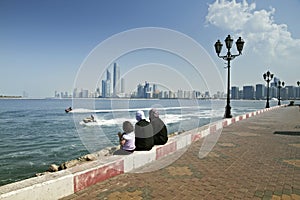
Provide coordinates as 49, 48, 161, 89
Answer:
0, 98, 281, 186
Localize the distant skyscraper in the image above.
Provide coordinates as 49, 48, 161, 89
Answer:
137, 84, 144, 98
105, 69, 111, 97
106, 79, 111, 97
106, 69, 111, 81
82, 89, 89, 98
102, 80, 107, 98
121, 78, 125, 93
144, 81, 151, 98
255, 84, 265, 100
286, 86, 296, 99
243, 86, 255, 99
271, 77, 280, 87
231, 86, 239, 99
113, 63, 120, 96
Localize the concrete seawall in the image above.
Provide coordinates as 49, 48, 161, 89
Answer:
0, 106, 282, 200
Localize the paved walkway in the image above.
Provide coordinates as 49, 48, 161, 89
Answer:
61, 106, 300, 200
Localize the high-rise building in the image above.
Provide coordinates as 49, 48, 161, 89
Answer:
105, 69, 112, 97
106, 69, 111, 81
255, 84, 265, 100
121, 78, 125, 94
137, 84, 144, 98
144, 82, 151, 98
113, 63, 120, 96
243, 86, 255, 99
271, 77, 280, 87
82, 89, 89, 98
231, 86, 239, 99
102, 80, 107, 98
270, 86, 277, 98
286, 86, 296, 99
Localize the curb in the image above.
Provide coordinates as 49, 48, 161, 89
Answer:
0, 105, 282, 200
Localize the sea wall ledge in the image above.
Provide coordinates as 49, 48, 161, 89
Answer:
0, 106, 282, 200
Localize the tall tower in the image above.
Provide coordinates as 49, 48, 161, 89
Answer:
113, 62, 120, 96
121, 78, 125, 93
106, 69, 111, 97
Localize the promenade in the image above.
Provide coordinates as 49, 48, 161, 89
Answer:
61, 106, 300, 200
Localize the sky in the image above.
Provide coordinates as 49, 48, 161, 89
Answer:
1, 0, 300, 98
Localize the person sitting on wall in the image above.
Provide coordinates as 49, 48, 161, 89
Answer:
134, 110, 154, 151
149, 108, 168, 145
113, 121, 135, 155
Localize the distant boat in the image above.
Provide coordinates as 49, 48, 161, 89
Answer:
271, 98, 278, 101
82, 115, 96, 123
65, 107, 72, 113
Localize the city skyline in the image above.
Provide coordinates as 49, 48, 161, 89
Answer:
1, 0, 300, 98
54, 75, 300, 100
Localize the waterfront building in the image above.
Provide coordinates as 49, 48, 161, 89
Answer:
286, 86, 296, 99
243, 86, 255, 100
231, 86, 239, 99
121, 78, 125, 94
82, 89, 89, 98
177, 90, 183, 99
102, 80, 107, 98
204, 91, 210, 98
113, 63, 120, 96
73, 88, 80, 98
296, 87, 300, 98
270, 86, 277, 98
271, 77, 280, 88
255, 84, 265, 100
137, 84, 144, 98
106, 79, 111, 97
144, 82, 151, 98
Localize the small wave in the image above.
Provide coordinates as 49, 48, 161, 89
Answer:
79, 117, 136, 127
71, 106, 201, 114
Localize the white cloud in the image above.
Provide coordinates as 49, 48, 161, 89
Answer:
206, 0, 300, 62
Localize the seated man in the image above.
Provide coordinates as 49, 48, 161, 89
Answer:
149, 108, 168, 145
134, 110, 154, 151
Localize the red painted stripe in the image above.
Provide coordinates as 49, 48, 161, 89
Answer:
156, 141, 177, 160
74, 160, 124, 192
222, 120, 228, 127
231, 118, 236, 123
192, 133, 201, 142
210, 125, 217, 133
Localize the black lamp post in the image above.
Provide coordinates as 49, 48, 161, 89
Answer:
297, 81, 300, 99
214, 35, 245, 118
263, 70, 274, 108
276, 80, 285, 105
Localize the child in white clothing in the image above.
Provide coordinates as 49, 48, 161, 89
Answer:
114, 121, 135, 155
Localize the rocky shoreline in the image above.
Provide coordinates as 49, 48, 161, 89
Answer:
36, 146, 120, 176
37, 131, 182, 177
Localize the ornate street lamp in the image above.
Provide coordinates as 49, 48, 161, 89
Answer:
214, 35, 245, 118
263, 70, 274, 108
276, 80, 285, 105
297, 81, 300, 100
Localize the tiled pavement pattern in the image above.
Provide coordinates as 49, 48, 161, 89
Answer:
61, 106, 300, 200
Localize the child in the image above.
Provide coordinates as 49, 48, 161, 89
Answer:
114, 121, 135, 155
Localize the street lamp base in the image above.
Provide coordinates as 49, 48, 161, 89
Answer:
224, 105, 232, 118
266, 102, 270, 108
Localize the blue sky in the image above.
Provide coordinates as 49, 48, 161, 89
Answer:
1, 0, 300, 98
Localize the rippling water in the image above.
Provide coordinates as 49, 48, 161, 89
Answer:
0, 98, 281, 186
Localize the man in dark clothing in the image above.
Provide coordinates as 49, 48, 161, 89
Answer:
149, 108, 168, 145
134, 110, 154, 151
